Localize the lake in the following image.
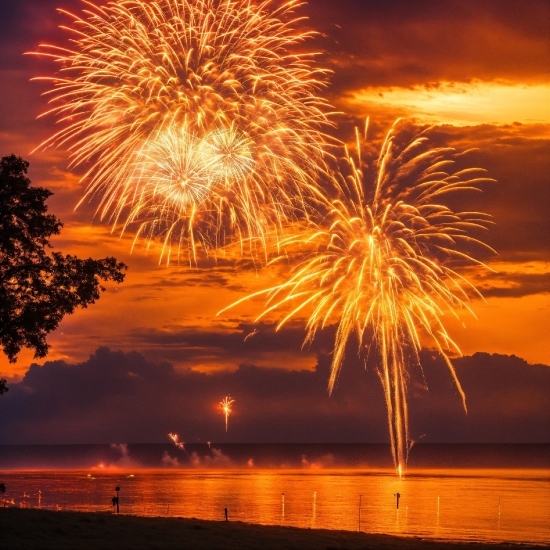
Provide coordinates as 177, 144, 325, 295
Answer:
0, 444, 548, 545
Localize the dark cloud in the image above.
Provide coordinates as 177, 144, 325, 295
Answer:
118, 322, 329, 369
129, 322, 325, 354
423, 124, 550, 261
415, 352, 550, 443
0, 347, 548, 445
151, 258, 256, 291
476, 271, 550, 298
114, 263, 250, 294
304, 0, 550, 96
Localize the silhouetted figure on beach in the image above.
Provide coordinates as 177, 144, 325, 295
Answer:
112, 486, 120, 514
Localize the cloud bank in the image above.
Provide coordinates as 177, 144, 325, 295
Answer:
0, 347, 548, 445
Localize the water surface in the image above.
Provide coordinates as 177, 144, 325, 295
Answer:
0, 444, 548, 545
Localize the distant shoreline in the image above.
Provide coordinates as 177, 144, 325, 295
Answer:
0, 442, 548, 471
0, 508, 544, 550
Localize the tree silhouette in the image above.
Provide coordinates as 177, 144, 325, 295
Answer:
0, 155, 127, 366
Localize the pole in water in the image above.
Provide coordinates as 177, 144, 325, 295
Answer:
282, 493, 285, 517
224, 507, 228, 522
358, 494, 362, 532
394, 492, 401, 509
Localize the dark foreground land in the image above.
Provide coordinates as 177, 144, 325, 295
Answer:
0, 508, 542, 550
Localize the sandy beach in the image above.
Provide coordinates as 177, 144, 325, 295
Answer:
0, 508, 543, 550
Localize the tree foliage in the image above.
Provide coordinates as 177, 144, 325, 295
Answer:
0, 155, 127, 363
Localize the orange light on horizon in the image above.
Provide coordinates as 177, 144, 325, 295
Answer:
344, 82, 550, 126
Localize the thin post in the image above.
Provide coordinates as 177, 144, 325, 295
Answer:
224, 507, 228, 521
394, 492, 401, 509
282, 492, 285, 517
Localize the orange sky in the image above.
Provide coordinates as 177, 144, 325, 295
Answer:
0, 0, 549, 382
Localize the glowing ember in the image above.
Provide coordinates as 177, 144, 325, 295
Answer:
168, 432, 185, 450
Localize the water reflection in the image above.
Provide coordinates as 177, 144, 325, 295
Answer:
1, 468, 548, 544
311, 491, 316, 528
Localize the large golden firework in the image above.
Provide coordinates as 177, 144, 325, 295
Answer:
32, 0, 333, 261
223, 120, 495, 474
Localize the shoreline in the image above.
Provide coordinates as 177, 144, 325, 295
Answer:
1, 466, 548, 474
0, 508, 544, 550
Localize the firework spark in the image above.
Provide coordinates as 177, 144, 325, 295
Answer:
31, 0, 333, 261
219, 395, 234, 433
168, 432, 185, 450
222, 119, 495, 475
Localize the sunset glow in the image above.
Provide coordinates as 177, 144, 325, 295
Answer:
0, 0, 548, 468
0, 3, 548, 546
345, 83, 550, 126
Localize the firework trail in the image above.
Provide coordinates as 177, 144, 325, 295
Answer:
168, 432, 185, 450
219, 395, 234, 432
31, 0, 333, 262
222, 119, 495, 474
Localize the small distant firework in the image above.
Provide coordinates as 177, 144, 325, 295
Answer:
223, 119, 495, 475
168, 433, 185, 450
219, 396, 234, 433
32, 0, 334, 261
244, 329, 259, 342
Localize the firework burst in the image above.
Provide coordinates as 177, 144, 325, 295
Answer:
32, 0, 334, 261
222, 119, 496, 474
219, 395, 234, 432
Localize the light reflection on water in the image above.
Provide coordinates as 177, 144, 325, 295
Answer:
2, 468, 549, 545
